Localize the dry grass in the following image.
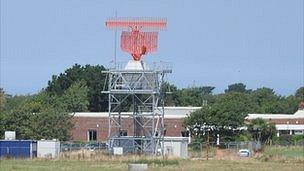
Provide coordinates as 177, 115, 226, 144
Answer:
1, 147, 303, 171
59, 149, 177, 162
257, 146, 304, 162
1, 158, 303, 171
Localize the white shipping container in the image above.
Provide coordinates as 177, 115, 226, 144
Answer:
37, 140, 60, 159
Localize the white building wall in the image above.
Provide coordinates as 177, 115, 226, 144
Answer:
163, 137, 188, 159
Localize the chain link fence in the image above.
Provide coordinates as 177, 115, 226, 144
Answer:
188, 138, 304, 160
59, 142, 109, 160
60, 142, 108, 152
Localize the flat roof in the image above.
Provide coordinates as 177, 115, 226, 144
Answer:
73, 106, 201, 118
246, 110, 304, 119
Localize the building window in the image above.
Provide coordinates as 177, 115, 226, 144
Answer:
279, 130, 290, 135
119, 130, 127, 136
88, 130, 97, 141
294, 130, 304, 135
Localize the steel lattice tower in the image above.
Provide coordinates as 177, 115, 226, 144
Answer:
103, 17, 171, 155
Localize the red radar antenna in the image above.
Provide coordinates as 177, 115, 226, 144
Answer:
106, 17, 166, 61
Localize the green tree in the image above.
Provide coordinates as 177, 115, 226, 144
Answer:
0, 88, 6, 110
225, 83, 251, 93
250, 87, 287, 113
176, 86, 215, 107
0, 88, 6, 138
247, 118, 276, 144
201, 86, 215, 95
4, 100, 42, 139
201, 86, 216, 105
3, 91, 73, 140
295, 87, 304, 100
161, 82, 179, 106
0, 110, 5, 139
32, 106, 73, 141
0, 88, 34, 139
277, 95, 301, 114
61, 81, 89, 113
184, 92, 258, 142
3, 94, 31, 112
46, 64, 107, 112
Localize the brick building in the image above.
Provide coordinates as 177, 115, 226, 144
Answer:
71, 107, 201, 141
246, 109, 304, 136
71, 106, 304, 141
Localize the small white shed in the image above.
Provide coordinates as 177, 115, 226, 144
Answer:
163, 137, 188, 159
4, 131, 16, 140
37, 140, 60, 159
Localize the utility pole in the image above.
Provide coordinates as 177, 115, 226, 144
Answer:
113, 11, 117, 67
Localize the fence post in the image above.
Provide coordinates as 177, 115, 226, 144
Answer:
206, 130, 209, 160
200, 142, 203, 158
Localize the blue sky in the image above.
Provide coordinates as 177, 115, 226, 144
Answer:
1, 0, 303, 95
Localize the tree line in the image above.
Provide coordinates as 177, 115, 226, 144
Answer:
0, 64, 303, 141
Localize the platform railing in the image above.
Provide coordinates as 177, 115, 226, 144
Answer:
107, 60, 172, 71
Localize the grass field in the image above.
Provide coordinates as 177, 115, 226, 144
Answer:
1, 159, 303, 171
263, 146, 304, 159
1, 146, 303, 171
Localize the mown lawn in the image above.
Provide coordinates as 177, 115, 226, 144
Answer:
0, 159, 303, 171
